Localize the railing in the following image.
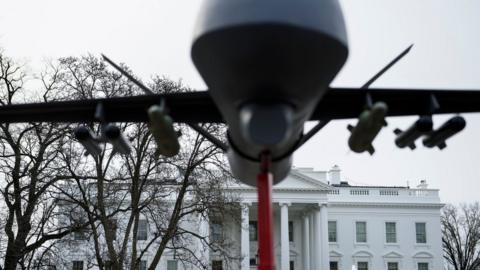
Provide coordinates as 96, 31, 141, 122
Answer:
379, 190, 399, 196
327, 187, 440, 203
350, 189, 369, 195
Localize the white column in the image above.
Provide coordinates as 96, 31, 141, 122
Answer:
314, 207, 322, 270
198, 213, 210, 263
320, 204, 329, 270
280, 202, 290, 270
302, 214, 310, 270
309, 213, 315, 270
240, 203, 250, 270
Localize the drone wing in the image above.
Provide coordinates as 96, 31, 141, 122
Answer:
0, 91, 223, 124
311, 87, 480, 120
308, 87, 480, 153
298, 43, 480, 154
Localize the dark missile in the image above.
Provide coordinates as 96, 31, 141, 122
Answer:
394, 116, 433, 150
74, 126, 102, 156
104, 124, 132, 155
423, 116, 466, 150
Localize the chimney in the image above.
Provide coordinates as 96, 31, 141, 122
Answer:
417, 180, 428, 189
328, 165, 341, 185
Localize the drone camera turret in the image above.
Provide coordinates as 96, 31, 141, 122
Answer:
239, 103, 294, 147
74, 126, 102, 156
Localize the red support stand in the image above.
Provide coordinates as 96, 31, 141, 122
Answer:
257, 153, 275, 270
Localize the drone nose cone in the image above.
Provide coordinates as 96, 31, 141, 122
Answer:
192, 0, 348, 155
192, 0, 349, 184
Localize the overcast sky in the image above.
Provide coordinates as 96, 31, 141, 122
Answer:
1, 0, 479, 204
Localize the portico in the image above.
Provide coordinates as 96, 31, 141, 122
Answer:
234, 169, 332, 270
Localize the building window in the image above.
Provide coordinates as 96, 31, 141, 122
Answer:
385, 222, 397, 243
288, 221, 294, 242
388, 262, 399, 270
328, 221, 337, 242
417, 262, 429, 270
138, 219, 148, 240
74, 229, 88, 240
355, 221, 367, 243
249, 221, 258, 241
136, 261, 147, 270
72, 261, 83, 270
357, 261, 368, 270
105, 261, 112, 270
166, 260, 177, 270
330, 261, 338, 270
211, 221, 223, 242
212, 260, 223, 270
249, 258, 257, 266
416, 222, 427, 243
289, 261, 295, 270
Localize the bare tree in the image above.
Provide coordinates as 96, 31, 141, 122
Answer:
442, 203, 480, 270
0, 52, 90, 270
49, 56, 240, 270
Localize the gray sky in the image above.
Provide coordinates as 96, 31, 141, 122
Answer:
1, 0, 479, 204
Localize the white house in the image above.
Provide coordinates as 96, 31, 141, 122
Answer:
227, 166, 444, 270
58, 165, 444, 270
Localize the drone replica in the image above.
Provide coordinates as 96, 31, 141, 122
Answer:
0, 0, 478, 269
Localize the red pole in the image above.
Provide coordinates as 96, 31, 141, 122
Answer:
257, 153, 275, 270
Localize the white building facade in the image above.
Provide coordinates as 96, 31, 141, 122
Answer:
226, 166, 444, 270
59, 166, 444, 270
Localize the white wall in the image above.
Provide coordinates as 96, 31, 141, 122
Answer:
328, 205, 443, 270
